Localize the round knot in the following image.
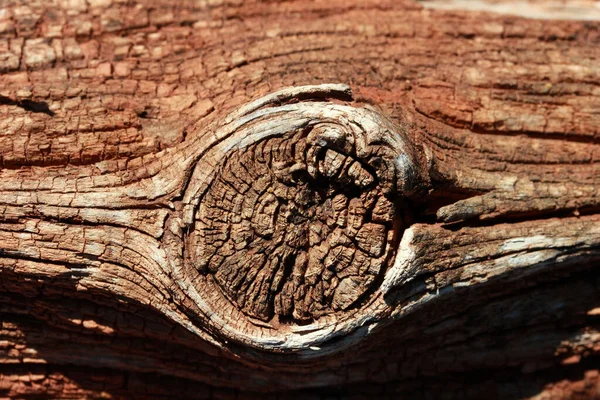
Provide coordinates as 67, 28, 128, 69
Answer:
192, 124, 402, 323
176, 84, 428, 351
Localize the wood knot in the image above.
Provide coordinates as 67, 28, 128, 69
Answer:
177, 84, 428, 351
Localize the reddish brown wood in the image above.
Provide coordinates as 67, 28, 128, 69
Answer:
0, 0, 599, 399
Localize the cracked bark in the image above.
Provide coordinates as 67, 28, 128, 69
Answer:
0, 0, 599, 399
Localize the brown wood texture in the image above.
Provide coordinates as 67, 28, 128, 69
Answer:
0, 0, 599, 399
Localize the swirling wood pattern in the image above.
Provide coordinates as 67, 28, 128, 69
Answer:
0, 0, 599, 399
166, 84, 429, 351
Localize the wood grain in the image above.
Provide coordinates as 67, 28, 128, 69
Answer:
0, 0, 599, 398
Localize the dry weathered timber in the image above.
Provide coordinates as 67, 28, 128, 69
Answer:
0, 0, 599, 399
422, 0, 600, 20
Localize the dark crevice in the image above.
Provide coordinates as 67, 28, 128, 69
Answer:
409, 185, 488, 225
438, 204, 600, 231
0, 95, 54, 116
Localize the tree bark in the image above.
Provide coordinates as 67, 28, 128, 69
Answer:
0, 0, 599, 399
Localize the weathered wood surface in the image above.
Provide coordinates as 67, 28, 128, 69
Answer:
0, 0, 599, 398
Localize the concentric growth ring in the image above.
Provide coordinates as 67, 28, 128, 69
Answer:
192, 124, 401, 323
176, 84, 426, 352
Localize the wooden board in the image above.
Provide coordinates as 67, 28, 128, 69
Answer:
0, 0, 599, 398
